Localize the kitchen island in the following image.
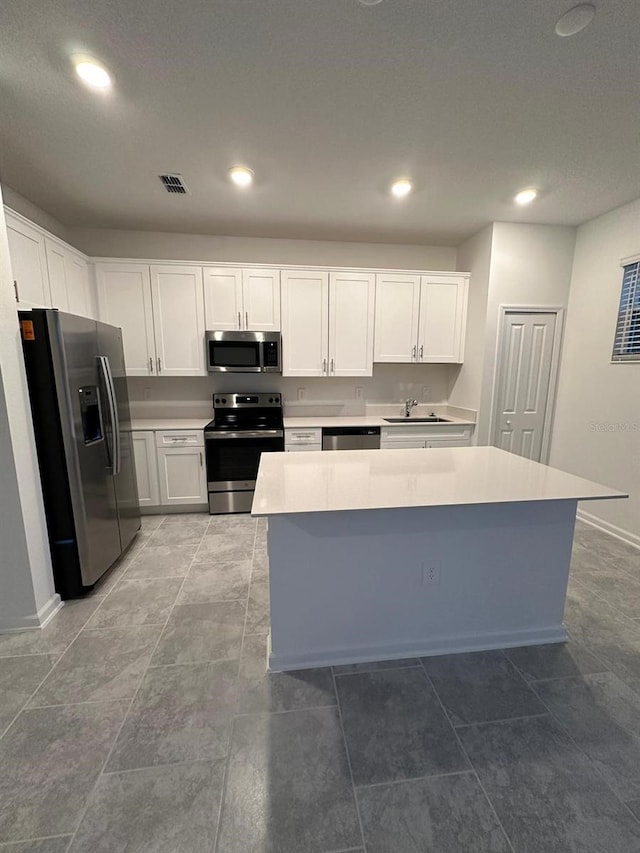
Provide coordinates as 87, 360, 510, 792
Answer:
252, 446, 627, 671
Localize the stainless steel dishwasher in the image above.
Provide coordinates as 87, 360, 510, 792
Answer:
321, 426, 381, 451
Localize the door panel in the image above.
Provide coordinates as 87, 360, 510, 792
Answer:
281, 270, 329, 377
242, 269, 281, 331
65, 253, 89, 317
203, 267, 242, 330
329, 271, 375, 377
132, 432, 160, 506
97, 321, 141, 550
45, 239, 69, 310
158, 447, 207, 504
493, 312, 557, 462
6, 215, 51, 308
96, 264, 155, 375
419, 276, 466, 363
150, 266, 205, 375
373, 274, 420, 362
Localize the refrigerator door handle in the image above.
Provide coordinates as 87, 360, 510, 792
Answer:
97, 356, 121, 475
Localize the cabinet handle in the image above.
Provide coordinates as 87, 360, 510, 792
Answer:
238, 311, 242, 329
419, 345, 424, 361
322, 358, 327, 374
412, 345, 417, 361
245, 311, 249, 330
13, 281, 19, 303
199, 452, 203, 467
149, 356, 154, 374
330, 358, 335, 374
157, 357, 162, 373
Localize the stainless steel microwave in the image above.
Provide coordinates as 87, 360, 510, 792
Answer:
205, 330, 282, 373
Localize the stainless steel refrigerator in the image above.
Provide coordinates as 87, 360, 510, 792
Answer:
19, 309, 141, 599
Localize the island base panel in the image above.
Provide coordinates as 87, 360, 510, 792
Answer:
266, 500, 576, 671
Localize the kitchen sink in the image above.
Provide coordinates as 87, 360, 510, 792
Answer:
383, 417, 451, 423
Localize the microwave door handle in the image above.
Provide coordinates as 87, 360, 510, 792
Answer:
97, 356, 121, 474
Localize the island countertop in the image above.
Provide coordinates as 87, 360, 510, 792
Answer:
252, 446, 627, 516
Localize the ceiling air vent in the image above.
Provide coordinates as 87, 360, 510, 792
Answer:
158, 173, 189, 194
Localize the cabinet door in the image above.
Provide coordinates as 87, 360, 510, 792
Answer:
96, 263, 156, 376
418, 275, 468, 363
157, 446, 207, 505
5, 214, 51, 308
424, 438, 471, 448
64, 252, 90, 317
281, 270, 329, 377
373, 273, 420, 363
203, 267, 242, 330
132, 431, 160, 506
44, 239, 69, 311
380, 438, 426, 449
242, 268, 281, 331
150, 266, 205, 376
329, 271, 375, 377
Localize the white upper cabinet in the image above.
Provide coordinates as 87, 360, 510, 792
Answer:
96, 263, 156, 376
64, 253, 90, 317
281, 270, 329, 377
150, 265, 205, 376
329, 271, 375, 377
203, 267, 242, 330
203, 266, 280, 331
374, 273, 421, 362
419, 275, 468, 363
5, 213, 51, 308
242, 268, 280, 331
44, 239, 69, 311
374, 273, 468, 364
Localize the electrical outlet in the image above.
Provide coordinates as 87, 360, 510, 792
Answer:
355, 386, 363, 400
143, 387, 152, 401
422, 564, 440, 586
297, 387, 306, 401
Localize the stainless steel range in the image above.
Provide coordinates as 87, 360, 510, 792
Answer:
204, 393, 284, 514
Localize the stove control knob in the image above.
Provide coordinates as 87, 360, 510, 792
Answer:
221, 397, 227, 404
268, 397, 273, 403
215, 398, 220, 404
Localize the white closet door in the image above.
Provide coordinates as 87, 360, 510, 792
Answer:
150, 265, 205, 376
96, 263, 156, 376
329, 271, 375, 377
242, 268, 281, 331
281, 270, 329, 377
373, 273, 420, 362
203, 267, 242, 330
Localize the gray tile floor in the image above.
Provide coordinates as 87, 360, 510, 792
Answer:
1, 516, 640, 851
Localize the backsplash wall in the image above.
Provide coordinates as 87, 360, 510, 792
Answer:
127, 364, 461, 419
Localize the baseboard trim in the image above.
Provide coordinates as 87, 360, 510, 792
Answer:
0, 593, 62, 634
269, 625, 568, 672
576, 509, 640, 551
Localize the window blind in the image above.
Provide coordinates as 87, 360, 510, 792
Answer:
612, 261, 640, 362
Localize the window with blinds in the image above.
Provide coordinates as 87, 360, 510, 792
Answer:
612, 260, 640, 362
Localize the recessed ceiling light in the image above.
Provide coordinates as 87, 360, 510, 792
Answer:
229, 166, 254, 187
514, 187, 538, 206
73, 57, 112, 91
358, 0, 384, 5
391, 179, 413, 198
555, 3, 596, 37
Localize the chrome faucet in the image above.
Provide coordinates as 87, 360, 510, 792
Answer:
404, 398, 418, 418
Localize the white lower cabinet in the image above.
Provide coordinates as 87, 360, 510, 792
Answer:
284, 427, 322, 452
381, 425, 472, 449
132, 432, 161, 506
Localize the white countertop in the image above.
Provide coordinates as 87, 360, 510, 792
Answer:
252, 446, 627, 516
283, 415, 474, 428
130, 418, 211, 431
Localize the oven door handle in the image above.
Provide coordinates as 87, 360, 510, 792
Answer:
204, 429, 284, 439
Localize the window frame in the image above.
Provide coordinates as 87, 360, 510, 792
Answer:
611, 256, 640, 363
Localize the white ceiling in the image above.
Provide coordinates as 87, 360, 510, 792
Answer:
1, 0, 639, 245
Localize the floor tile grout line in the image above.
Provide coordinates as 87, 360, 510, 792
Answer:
330, 668, 368, 853
0, 832, 73, 846
65, 522, 208, 850
234, 701, 338, 718
524, 671, 640, 829
418, 660, 517, 853
353, 768, 476, 791
333, 663, 422, 677
453, 712, 551, 729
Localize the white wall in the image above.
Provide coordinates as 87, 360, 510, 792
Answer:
69, 227, 457, 271
127, 364, 461, 419
550, 198, 640, 542
450, 225, 493, 420
475, 223, 576, 446
2, 185, 70, 244
0, 189, 58, 630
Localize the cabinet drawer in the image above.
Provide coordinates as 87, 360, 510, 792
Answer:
284, 428, 322, 445
285, 444, 322, 452
155, 429, 204, 448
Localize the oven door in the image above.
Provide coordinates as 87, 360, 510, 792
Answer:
205, 429, 284, 490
